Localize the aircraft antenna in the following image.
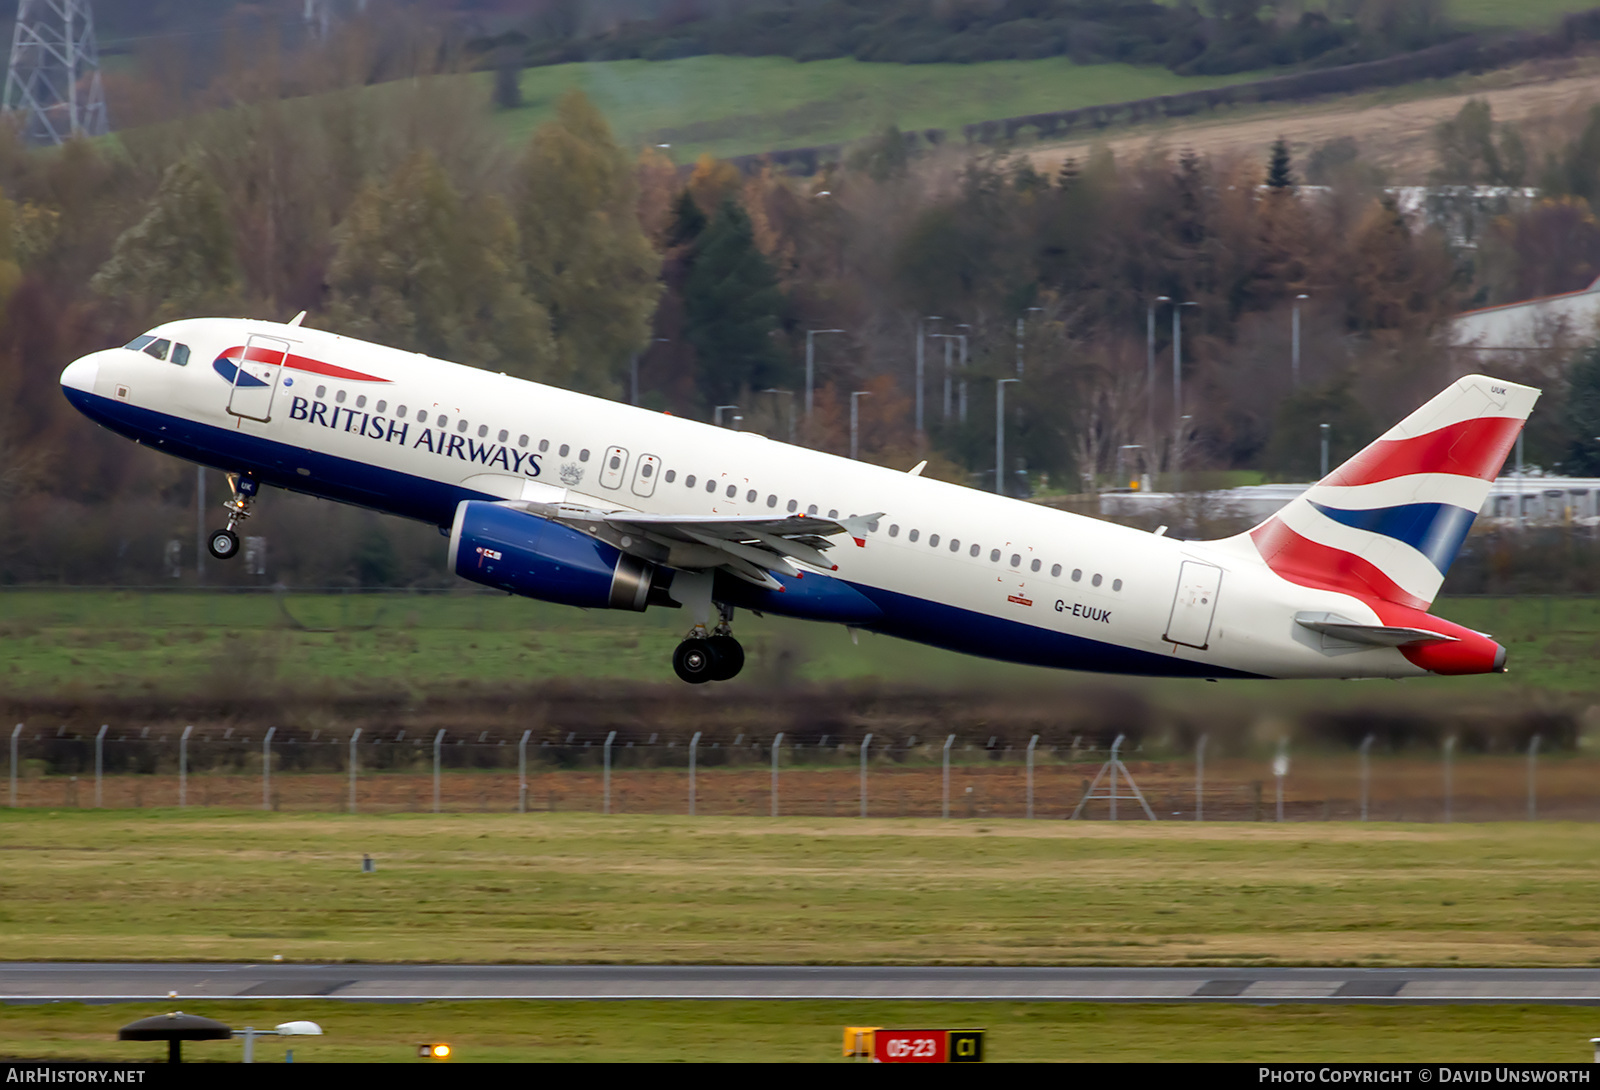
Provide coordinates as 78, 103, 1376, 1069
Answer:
2, 0, 108, 145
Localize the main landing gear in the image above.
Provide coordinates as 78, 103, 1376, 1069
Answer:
206, 472, 258, 561
672, 603, 745, 684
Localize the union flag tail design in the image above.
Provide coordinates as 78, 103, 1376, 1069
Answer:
1247, 375, 1539, 611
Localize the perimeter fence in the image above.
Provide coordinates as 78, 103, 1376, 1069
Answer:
5, 726, 1596, 822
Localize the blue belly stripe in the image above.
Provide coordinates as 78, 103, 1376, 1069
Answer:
1308, 500, 1476, 574
65, 386, 1264, 680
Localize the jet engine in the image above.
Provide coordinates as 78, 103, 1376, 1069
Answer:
449, 500, 653, 611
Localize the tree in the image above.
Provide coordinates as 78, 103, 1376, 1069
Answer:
683, 198, 788, 406
513, 89, 661, 396
1266, 137, 1293, 189
1565, 343, 1600, 475
326, 151, 553, 376
1432, 99, 1525, 186
90, 160, 235, 317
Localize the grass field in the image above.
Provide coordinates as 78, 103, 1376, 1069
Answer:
3, 811, 1599, 967
3, 999, 1598, 1062
0, 589, 1595, 698
483, 55, 1270, 160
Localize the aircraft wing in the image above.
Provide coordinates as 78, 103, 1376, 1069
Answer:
505, 501, 884, 591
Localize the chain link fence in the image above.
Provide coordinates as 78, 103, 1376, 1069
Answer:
6, 726, 1595, 822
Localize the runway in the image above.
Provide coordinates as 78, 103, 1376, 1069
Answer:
7, 964, 1600, 1004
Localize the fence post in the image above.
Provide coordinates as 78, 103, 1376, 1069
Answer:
689, 731, 702, 816
771, 732, 783, 818
518, 729, 530, 814
179, 725, 193, 809
262, 727, 275, 811
859, 734, 872, 819
1528, 734, 1541, 820
1195, 734, 1207, 822
1273, 738, 1289, 823
94, 724, 107, 809
604, 730, 616, 815
1109, 735, 1123, 822
1359, 734, 1374, 821
348, 728, 361, 814
9, 723, 19, 808
1443, 735, 1455, 824
1026, 735, 1039, 819
433, 729, 445, 814
942, 734, 955, 819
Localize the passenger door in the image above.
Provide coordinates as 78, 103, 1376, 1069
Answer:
1164, 561, 1222, 650
226, 335, 289, 423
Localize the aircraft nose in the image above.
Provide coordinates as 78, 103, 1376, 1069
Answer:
60, 353, 100, 393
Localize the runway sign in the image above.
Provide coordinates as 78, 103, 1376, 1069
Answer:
871, 1029, 984, 1063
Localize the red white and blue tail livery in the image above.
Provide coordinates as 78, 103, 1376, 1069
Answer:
59, 318, 1538, 683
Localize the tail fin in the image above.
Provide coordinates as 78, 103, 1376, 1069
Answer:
1245, 374, 1539, 611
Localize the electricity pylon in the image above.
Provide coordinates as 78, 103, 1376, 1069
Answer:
3, 0, 108, 145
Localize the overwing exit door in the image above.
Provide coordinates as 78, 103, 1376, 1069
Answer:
226, 335, 289, 422
1164, 561, 1222, 649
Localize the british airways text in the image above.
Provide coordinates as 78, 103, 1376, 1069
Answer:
288, 396, 542, 477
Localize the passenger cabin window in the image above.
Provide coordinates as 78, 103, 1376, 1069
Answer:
706, 480, 717, 493
990, 549, 1000, 562
1010, 554, 1021, 567
1072, 569, 1082, 582
457, 419, 468, 433
929, 534, 940, 547
1113, 579, 1123, 591
518, 435, 528, 447
724, 485, 735, 498
685, 475, 696, 488
478, 425, 489, 438
143, 338, 170, 361
889, 525, 899, 537
559, 444, 570, 457
664, 470, 676, 483
356, 395, 367, 408
336, 390, 347, 404
170, 344, 190, 366
539, 439, 549, 452
316, 386, 327, 398
1051, 564, 1062, 577
969, 544, 979, 557
579, 449, 590, 462
908, 529, 920, 542
787, 500, 798, 513
1031, 559, 1041, 573
499, 430, 508, 442
1092, 574, 1103, 587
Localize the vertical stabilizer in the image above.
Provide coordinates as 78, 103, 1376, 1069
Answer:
1245, 375, 1539, 610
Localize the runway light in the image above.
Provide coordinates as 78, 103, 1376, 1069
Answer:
418, 1042, 451, 1060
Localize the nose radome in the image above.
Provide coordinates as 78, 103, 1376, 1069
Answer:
60, 354, 100, 393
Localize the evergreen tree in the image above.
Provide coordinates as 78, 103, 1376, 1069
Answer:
513, 89, 661, 396
668, 190, 707, 248
684, 198, 787, 406
1266, 137, 1293, 189
1565, 343, 1600, 475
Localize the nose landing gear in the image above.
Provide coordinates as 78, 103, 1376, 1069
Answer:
672, 603, 745, 684
206, 472, 258, 561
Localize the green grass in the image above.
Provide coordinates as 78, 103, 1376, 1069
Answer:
3, 999, 1598, 1062
1449, 0, 1600, 29
4, 811, 1600, 967
0, 589, 1595, 699
483, 55, 1271, 160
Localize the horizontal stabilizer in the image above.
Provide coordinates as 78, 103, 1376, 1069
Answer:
1294, 612, 1458, 647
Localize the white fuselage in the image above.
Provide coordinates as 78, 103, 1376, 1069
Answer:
60, 317, 1435, 680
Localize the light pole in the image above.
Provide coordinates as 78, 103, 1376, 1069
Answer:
1016, 307, 1042, 377
996, 378, 1019, 496
762, 388, 795, 444
1117, 444, 1143, 488
916, 316, 940, 434
1172, 300, 1198, 443
714, 404, 739, 427
957, 326, 970, 425
1319, 422, 1330, 478
1292, 294, 1308, 388
805, 328, 844, 420
850, 390, 871, 460
1148, 296, 1169, 439
931, 331, 968, 423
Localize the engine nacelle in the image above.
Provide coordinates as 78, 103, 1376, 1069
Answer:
449, 500, 653, 611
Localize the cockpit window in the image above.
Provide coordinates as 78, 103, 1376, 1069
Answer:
170, 343, 190, 367
142, 338, 171, 361
124, 335, 155, 351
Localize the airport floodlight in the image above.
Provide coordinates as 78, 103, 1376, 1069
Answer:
418, 1042, 452, 1060
276, 1021, 322, 1036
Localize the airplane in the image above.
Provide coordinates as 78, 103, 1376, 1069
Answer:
58, 314, 1537, 684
